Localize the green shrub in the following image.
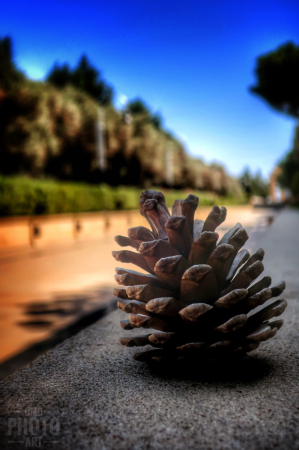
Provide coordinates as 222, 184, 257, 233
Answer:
0, 176, 247, 217
163, 190, 219, 208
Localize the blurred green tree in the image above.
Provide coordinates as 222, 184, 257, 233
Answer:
127, 98, 164, 130
250, 41, 299, 197
0, 36, 243, 198
127, 98, 150, 115
0, 36, 41, 175
240, 167, 269, 198
278, 125, 299, 196
151, 112, 163, 130
250, 42, 299, 118
0, 35, 24, 89
47, 55, 113, 105
46, 63, 72, 88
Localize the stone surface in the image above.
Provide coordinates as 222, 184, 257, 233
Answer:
0, 209, 299, 450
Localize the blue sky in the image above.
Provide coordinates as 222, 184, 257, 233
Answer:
1, 0, 299, 178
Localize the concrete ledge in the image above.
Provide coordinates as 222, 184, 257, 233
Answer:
0, 210, 149, 250
0, 206, 261, 251
0, 209, 298, 450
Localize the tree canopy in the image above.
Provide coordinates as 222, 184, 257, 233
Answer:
47, 55, 113, 105
239, 167, 269, 198
278, 125, 299, 196
127, 98, 164, 129
250, 42, 299, 119
0, 35, 244, 199
0, 36, 24, 89
127, 98, 150, 115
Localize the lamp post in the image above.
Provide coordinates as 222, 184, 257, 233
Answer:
96, 108, 107, 171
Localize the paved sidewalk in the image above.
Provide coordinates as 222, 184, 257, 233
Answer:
0, 206, 272, 364
0, 209, 298, 450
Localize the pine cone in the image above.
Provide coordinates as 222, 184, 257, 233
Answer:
113, 190, 287, 364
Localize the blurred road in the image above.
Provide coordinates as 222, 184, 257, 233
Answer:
0, 207, 277, 365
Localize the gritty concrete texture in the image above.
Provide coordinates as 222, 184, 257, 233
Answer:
0, 209, 299, 450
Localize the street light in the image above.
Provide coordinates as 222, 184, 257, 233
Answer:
96, 108, 107, 171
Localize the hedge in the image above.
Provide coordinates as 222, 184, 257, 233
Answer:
0, 176, 246, 217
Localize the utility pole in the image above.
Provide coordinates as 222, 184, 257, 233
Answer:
96, 108, 107, 171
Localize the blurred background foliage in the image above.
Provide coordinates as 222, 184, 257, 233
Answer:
239, 167, 269, 199
46, 55, 113, 106
8, 35, 299, 214
250, 41, 299, 200
0, 176, 244, 217
278, 125, 299, 196
0, 36, 245, 205
250, 41, 299, 119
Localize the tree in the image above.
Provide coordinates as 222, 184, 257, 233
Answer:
239, 167, 269, 198
250, 42, 299, 118
0, 36, 24, 89
250, 42, 299, 197
278, 125, 299, 196
127, 98, 150, 115
46, 63, 72, 88
127, 98, 164, 130
151, 112, 163, 130
47, 55, 113, 105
